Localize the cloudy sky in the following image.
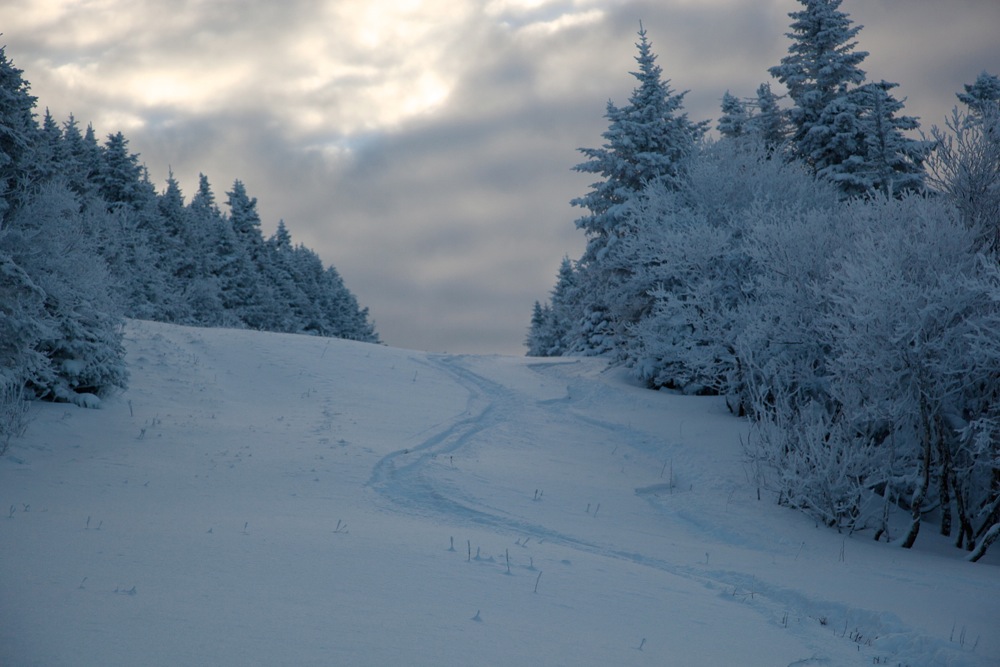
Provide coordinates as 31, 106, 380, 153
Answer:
4, 1, 999, 354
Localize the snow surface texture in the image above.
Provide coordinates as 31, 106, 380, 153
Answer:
1, 320, 997, 666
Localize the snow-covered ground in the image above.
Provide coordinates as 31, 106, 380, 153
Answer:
2, 320, 997, 666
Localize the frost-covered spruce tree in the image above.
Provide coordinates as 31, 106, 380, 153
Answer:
957, 71, 1000, 117
223, 179, 278, 329
152, 172, 200, 322
570, 25, 706, 355
768, 0, 868, 181
58, 115, 103, 204
263, 220, 319, 333
94, 131, 177, 320
848, 81, 929, 196
545, 256, 580, 356
747, 83, 788, 152
317, 264, 378, 343
180, 173, 228, 325
526, 257, 579, 356
719, 85, 789, 152
525, 301, 555, 357
770, 1, 926, 197
0, 46, 127, 413
0, 46, 38, 223
717, 91, 749, 140
811, 80, 928, 197
98, 132, 155, 209
9, 184, 128, 405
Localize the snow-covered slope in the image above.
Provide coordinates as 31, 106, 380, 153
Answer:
2, 320, 997, 666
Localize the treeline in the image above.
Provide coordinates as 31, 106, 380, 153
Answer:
0, 46, 377, 429
528, 2, 1000, 559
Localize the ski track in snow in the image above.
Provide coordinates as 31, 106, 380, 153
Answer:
366, 353, 993, 667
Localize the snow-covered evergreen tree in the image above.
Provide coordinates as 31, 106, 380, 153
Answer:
768, 0, 868, 180
569, 25, 707, 355
98, 132, 155, 210
769, 0, 928, 197
261, 219, 314, 333
153, 172, 199, 322
850, 81, 929, 196
747, 82, 788, 152
546, 256, 579, 356
181, 174, 228, 325
59, 116, 103, 204
573, 25, 706, 256
811, 80, 928, 197
0, 45, 126, 412
525, 301, 553, 357
957, 71, 1000, 117
0, 46, 38, 224
717, 91, 749, 140
319, 264, 378, 343
2, 183, 127, 405
31, 109, 62, 184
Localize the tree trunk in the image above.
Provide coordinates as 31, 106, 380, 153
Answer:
938, 439, 952, 538
968, 522, 1000, 563
901, 402, 933, 549
951, 471, 975, 551
975, 487, 1000, 542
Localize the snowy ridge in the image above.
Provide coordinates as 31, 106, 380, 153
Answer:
1, 320, 997, 666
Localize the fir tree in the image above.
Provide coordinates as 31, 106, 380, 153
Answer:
569, 25, 706, 354
0, 46, 38, 223
525, 301, 554, 357
154, 172, 199, 320
573, 25, 707, 256
31, 109, 62, 183
717, 91, 749, 140
957, 71, 1000, 117
184, 174, 228, 324
768, 0, 868, 175
191, 172, 221, 218
747, 83, 788, 151
59, 116, 102, 203
849, 80, 929, 196
214, 180, 268, 328
546, 256, 579, 356
98, 132, 155, 210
